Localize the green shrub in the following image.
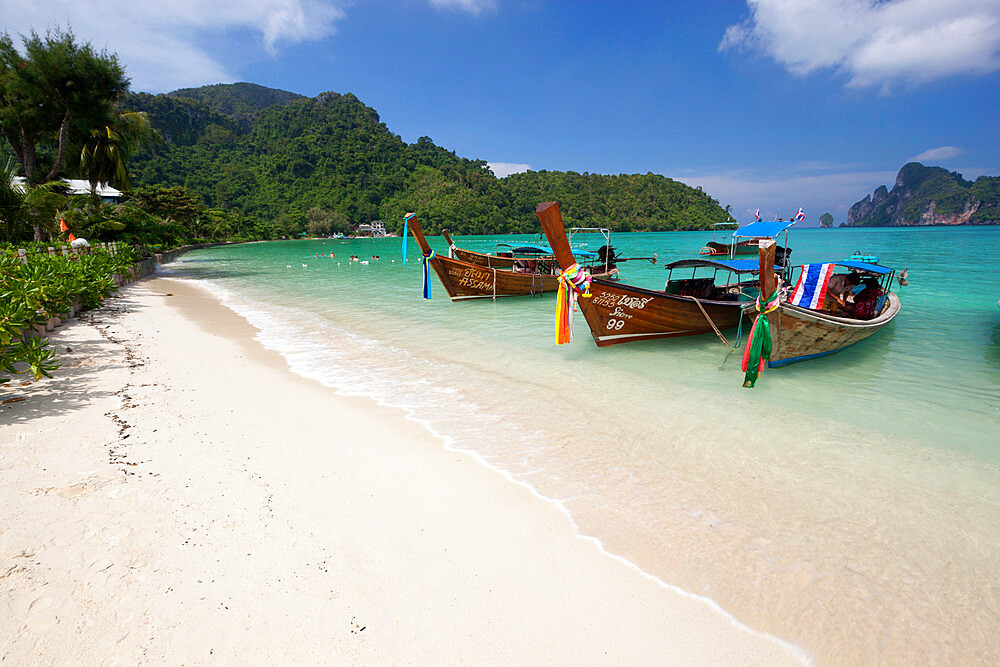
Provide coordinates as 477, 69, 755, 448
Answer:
0, 245, 136, 382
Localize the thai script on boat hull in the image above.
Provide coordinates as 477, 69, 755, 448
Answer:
592, 291, 654, 311
447, 265, 494, 292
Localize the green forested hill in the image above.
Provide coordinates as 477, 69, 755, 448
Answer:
127, 92, 241, 146
125, 85, 729, 234
167, 82, 305, 132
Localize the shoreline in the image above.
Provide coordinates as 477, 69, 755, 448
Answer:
1, 276, 803, 663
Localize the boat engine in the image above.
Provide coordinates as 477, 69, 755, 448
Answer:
597, 245, 618, 269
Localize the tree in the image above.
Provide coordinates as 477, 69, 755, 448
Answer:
0, 157, 66, 243
0, 28, 128, 185
108, 202, 183, 247
819, 212, 834, 228
78, 110, 158, 192
274, 212, 304, 238
305, 206, 333, 236
127, 185, 203, 230
329, 211, 351, 235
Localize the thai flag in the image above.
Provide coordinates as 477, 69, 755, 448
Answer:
789, 263, 835, 310
794, 208, 805, 221
754, 208, 761, 221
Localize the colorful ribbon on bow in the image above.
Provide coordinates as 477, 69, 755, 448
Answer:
420, 250, 436, 300
555, 263, 592, 345
402, 213, 415, 265
741, 288, 780, 387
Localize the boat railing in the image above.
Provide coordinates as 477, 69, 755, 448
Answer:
568, 227, 614, 274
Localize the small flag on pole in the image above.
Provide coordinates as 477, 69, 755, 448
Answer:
754, 208, 761, 221
60, 218, 76, 241
794, 208, 806, 221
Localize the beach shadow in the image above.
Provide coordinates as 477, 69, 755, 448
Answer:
0, 290, 154, 425
0, 332, 123, 425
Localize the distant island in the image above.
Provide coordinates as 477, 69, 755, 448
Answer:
847, 162, 1000, 226
127, 83, 729, 235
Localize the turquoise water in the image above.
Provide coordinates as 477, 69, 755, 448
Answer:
165, 226, 1000, 663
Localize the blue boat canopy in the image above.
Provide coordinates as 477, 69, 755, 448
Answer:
505, 243, 597, 258
832, 260, 893, 274
664, 258, 774, 273
732, 220, 796, 238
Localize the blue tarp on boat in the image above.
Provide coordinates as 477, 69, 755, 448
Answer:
505, 244, 598, 258
731, 220, 796, 238
664, 258, 769, 273
833, 260, 893, 274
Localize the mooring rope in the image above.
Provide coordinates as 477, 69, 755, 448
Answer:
681, 295, 731, 347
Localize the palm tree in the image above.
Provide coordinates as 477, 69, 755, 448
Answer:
0, 157, 66, 243
58, 194, 126, 240
78, 110, 158, 193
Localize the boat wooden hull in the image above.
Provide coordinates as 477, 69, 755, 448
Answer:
577, 278, 744, 347
748, 292, 901, 366
430, 254, 615, 300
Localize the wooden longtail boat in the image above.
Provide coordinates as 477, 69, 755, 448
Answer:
406, 213, 618, 300
700, 223, 752, 256
536, 201, 766, 347
742, 239, 901, 384
701, 239, 759, 256
441, 228, 655, 273
700, 221, 792, 265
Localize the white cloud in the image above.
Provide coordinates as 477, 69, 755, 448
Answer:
908, 146, 963, 162
1, 0, 348, 91
488, 162, 530, 177
429, 0, 497, 14
3, 0, 494, 91
720, 0, 1000, 88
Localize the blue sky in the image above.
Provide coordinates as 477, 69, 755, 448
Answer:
8, 0, 1000, 225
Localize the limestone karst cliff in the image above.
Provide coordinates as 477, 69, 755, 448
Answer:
848, 163, 999, 226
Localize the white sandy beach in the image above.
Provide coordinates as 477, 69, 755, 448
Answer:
0, 276, 803, 664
